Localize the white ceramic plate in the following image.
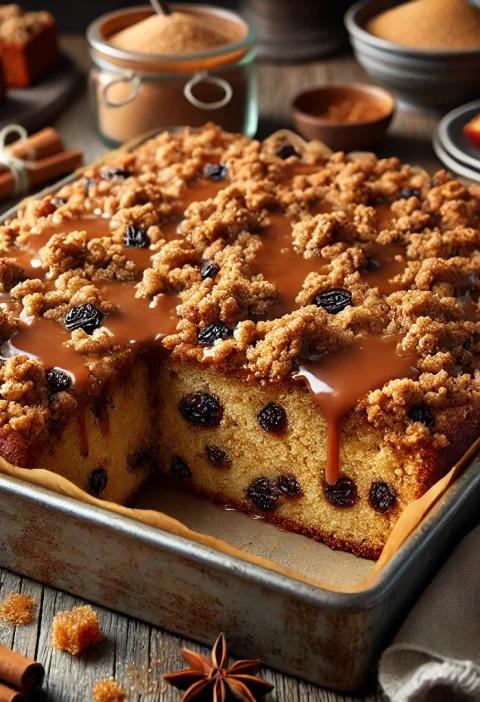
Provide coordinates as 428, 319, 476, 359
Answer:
436, 99, 480, 171
433, 132, 480, 183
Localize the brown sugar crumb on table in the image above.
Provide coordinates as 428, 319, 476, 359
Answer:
93, 679, 127, 702
0, 592, 36, 626
51, 605, 102, 656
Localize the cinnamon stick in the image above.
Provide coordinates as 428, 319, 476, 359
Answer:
6, 127, 63, 164
0, 644, 44, 694
27, 149, 83, 186
0, 148, 83, 200
0, 681, 23, 702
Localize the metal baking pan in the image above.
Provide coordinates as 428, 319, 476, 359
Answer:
0, 459, 479, 691
0, 139, 479, 691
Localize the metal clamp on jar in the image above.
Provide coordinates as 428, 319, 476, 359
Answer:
87, 4, 258, 146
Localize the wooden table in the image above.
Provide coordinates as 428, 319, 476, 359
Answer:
0, 36, 447, 702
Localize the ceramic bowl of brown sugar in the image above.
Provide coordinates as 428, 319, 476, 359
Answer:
291, 82, 395, 151
345, 0, 480, 111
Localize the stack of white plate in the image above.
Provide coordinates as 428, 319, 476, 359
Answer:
434, 100, 480, 182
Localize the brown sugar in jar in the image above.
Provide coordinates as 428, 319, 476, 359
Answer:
109, 10, 232, 55
87, 5, 258, 145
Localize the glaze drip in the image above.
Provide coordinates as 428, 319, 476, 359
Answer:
297, 335, 418, 485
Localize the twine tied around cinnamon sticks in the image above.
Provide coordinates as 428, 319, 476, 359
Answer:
0, 125, 29, 195
0, 644, 44, 701
0, 125, 83, 201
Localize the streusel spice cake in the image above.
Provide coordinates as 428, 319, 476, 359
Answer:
0, 8, 58, 87
0, 124, 479, 558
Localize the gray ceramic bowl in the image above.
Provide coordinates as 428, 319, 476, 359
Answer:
345, 0, 480, 111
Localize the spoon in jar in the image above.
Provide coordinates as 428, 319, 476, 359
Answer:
150, 0, 172, 15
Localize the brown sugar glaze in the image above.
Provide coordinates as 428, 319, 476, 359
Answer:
297, 335, 418, 485
100, 281, 179, 347
365, 241, 406, 294
5, 314, 91, 391
1, 171, 418, 483
1, 211, 182, 392
255, 213, 328, 316
255, 204, 402, 317
13, 216, 112, 278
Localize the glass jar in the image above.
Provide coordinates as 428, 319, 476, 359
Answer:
87, 4, 258, 146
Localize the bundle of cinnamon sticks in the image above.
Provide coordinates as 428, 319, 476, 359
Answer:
0, 644, 44, 701
0, 126, 83, 201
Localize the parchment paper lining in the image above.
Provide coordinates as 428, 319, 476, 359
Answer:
0, 434, 478, 593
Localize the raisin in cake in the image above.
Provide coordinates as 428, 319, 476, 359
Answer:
0, 124, 480, 559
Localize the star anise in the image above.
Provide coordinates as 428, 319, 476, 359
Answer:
163, 633, 274, 702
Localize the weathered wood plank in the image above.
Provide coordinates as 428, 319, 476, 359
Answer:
0, 566, 387, 701
0, 571, 20, 651
11, 578, 44, 661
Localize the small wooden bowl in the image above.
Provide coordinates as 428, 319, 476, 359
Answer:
291, 82, 395, 152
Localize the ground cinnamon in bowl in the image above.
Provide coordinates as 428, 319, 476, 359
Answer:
366, 0, 480, 51
320, 99, 384, 123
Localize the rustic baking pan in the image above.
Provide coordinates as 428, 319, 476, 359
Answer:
0, 137, 478, 691
0, 458, 479, 691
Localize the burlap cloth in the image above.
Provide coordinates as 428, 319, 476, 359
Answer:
379, 525, 480, 701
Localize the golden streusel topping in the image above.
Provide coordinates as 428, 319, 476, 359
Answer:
0, 10, 54, 43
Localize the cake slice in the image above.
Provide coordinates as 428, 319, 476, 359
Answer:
0, 9, 58, 87
0, 124, 479, 558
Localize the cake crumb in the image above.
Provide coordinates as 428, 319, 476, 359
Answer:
51, 604, 102, 656
93, 678, 126, 702
0, 592, 36, 625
